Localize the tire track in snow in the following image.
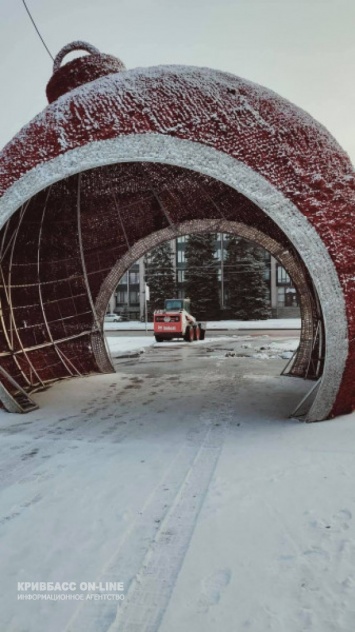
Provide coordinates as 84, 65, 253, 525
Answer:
61, 350, 232, 632
104, 416, 226, 632
60, 387, 228, 631
61, 420, 213, 631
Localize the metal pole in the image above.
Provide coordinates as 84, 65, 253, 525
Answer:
145, 291, 147, 333
220, 232, 224, 309
144, 284, 150, 333
139, 258, 145, 320
127, 269, 130, 319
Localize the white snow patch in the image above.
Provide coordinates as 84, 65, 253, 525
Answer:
104, 318, 301, 331
106, 336, 154, 356
269, 339, 300, 351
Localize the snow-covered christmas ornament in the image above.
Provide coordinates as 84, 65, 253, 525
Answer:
46, 41, 126, 103
0, 41, 354, 420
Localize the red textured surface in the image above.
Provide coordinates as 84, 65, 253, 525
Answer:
0, 51, 355, 415
46, 53, 125, 103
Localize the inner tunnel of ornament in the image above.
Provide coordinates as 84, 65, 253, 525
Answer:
0, 162, 324, 414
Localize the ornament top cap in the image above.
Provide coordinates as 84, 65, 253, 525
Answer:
53, 41, 101, 73
46, 40, 126, 103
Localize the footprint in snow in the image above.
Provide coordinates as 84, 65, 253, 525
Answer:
333, 509, 353, 531
198, 568, 231, 611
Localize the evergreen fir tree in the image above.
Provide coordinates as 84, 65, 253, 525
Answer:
184, 234, 221, 319
145, 242, 176, 313
225, 237, 271, 320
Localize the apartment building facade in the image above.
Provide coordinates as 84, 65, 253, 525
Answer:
108, 235, 299, 319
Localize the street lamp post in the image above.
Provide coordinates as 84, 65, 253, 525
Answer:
144, 284, 150, 332
220, 233, 225, 309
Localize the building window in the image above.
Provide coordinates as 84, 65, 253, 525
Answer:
118, 272, 128, 285
130, 291, 139, 304
177, 270, 185, 283
277, 266, 291, 285
263, 266, 270, 281
277, 287, 285, 306
177, 250, 185, 263
116, 290, 127, 304
285, 289, 299, 307
129, 271, 139, 284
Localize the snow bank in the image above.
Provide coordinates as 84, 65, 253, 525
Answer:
106, 336, 154, 356
105, 335, 300, 360
104, 318, 301, 331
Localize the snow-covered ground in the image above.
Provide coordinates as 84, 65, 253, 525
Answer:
106, 336, 154, 356
104, 318, 301, 331
1, 332, 355, 632
106, 333, 299, 360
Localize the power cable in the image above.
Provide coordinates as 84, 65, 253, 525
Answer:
21, 0, 54, 61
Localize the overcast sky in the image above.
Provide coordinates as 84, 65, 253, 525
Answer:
1, 0, 355, 163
